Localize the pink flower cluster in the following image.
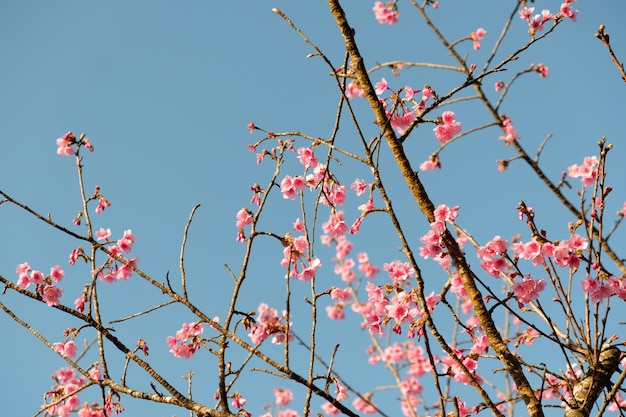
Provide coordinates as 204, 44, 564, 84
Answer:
16, 262, 65, 306
519, 1, 577, 35
433, 111, 462, 143
248, 303, 294, 345
469, 27, 486, 50
581, 274, 626, 303
96, 230, 139, 283
56, 131, 94, 156
513, 275, 547, 305
567, 156, 597, 186
44, 367, 86, 416
280, 231, 321, 281
372, 1, 399, 25
418, 204, 459, 269
356, 282, 440, 337
166, 321, 205, 358
345, 80, 366, 99
534, 63, 549, 78
43, 367, 109, 417
498, 116, 519, 143
374, 78, 434, 134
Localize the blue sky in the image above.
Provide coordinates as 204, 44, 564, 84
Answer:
1, 1, 626, 416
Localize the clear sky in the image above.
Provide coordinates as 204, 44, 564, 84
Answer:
1, 1, 626, 416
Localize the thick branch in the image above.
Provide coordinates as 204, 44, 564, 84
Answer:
326, 1, 544, 416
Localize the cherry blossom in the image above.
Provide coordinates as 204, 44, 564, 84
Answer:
470, 27, 486, 50
567, 156, 597, 186
372, 2, 399, 25
54, 340, 77, 358
432, 111, 461, 143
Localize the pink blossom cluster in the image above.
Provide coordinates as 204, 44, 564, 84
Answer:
373, 78, 434, 134
16, 262, 65, 306
498, 116, 519, 143
259, 389, 299, 417
519, 1, 578, 35
357, 282, 440, 337
432, 111, 462, 143
166, 321, 205, 358
95, 229, 138, 283
54, 340, 77, 358
44, 367, 108, 417
513, 275, 547, 305
418, 204, 459, 269
325, 240, 380, 318
280, 229, 322, 281
372, 1, 399, 25
56, 131, 94, 156
534, 63, 549, 78
248, 303, 294, 345
475, 233, 588, 305
367, 341, 478, 417
419, 154, 441, 171
345, 80, 366, 99
581, 274, 626, 303
469, 27, 486, 50
567, 156, 597, 186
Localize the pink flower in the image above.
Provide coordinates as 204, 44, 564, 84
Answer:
235, 208, 253, 228
293, 217, 305, 232
351, 179, 368, 196
297, 147, 319, 169
345, 80, 366, 99
568, 156, 597, 186
372, 2, 399, 25
117, 230, 136, 253
74, 294, 88, 312
334, 381, 348, 401
433, 111, 461, 143
581, 275, 612, 303
499, 116, 519, 143
535, 63, 549, 78
40, 284, 64, 306
374, 78, 388, 95
54, 340, 77, 358
326, 304, 345, 320
30, 270, 44, 285
50, 265, 65, 282
56, 132, 76, 156
419, 157, 440, 171
116, 257, 138, 280
95, 228, 111, 241
280, 175, 306, 199
273, 388, 293, 406
353, 396, 376, 414
297, 258, 321, 281
89, 366, 101, 381
17, 274, 30, 289
322, 211, 348, 236
16, 262, 31, 275
560, 2, 578, 21
513, 276, 546, 304
247, 122, 256, 134
519, 6, 534, 21
470, 27, 486, 50
231, 392, 246, 409
494, 80, 504, 92
433, 204, 459, 222
383, 260, 414, 285
330, 287, 351, 301
321, 402, 340, 416
95, 197, 111, 214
